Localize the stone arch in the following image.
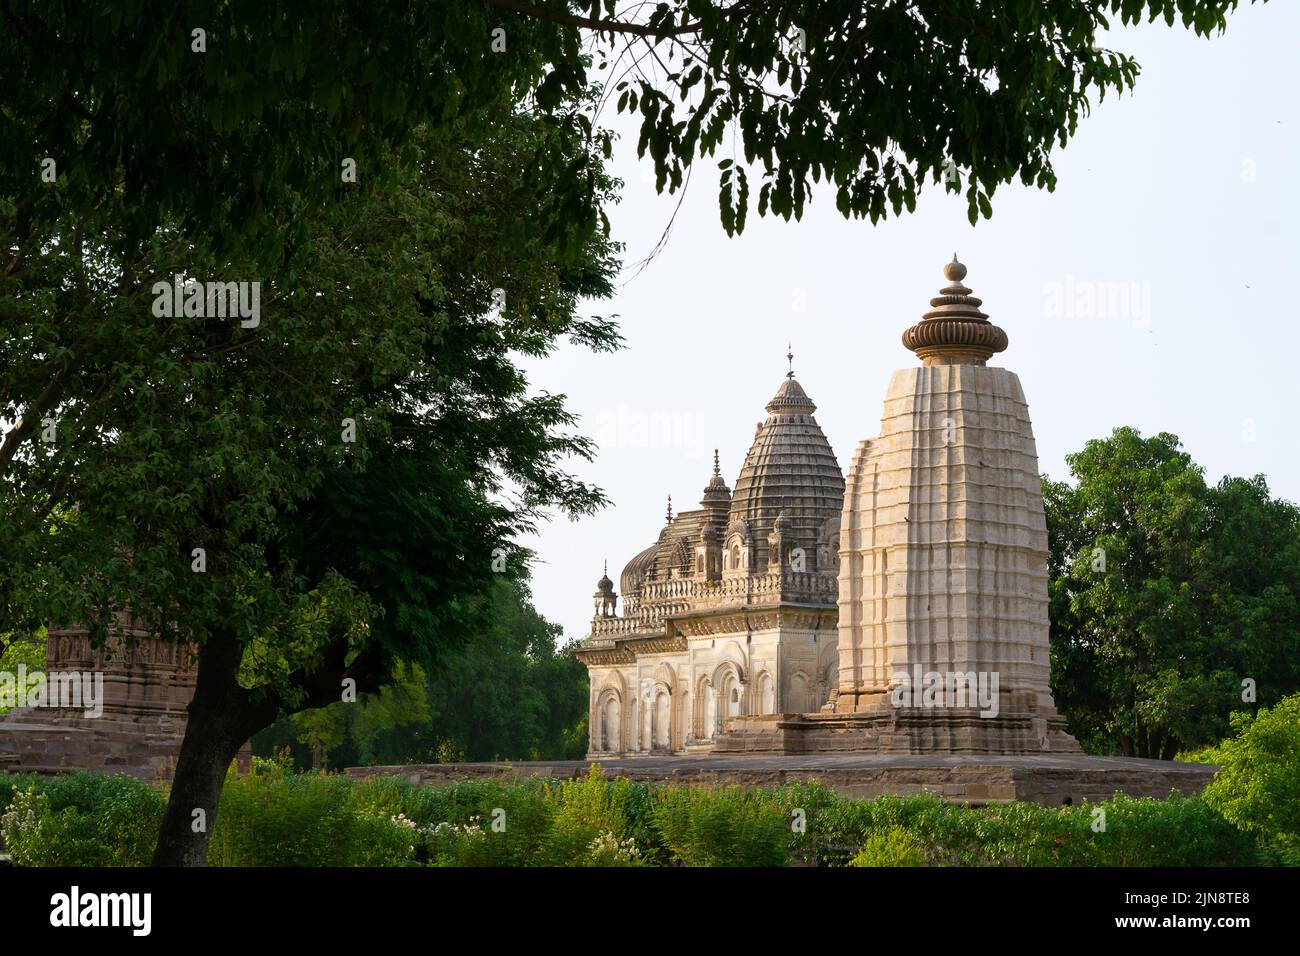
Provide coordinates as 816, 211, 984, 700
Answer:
596, 687, 623, 753
594, 672, 627, 753
697, 673, 717, 740
724, 518, 751, 574
711, 659, 746, 733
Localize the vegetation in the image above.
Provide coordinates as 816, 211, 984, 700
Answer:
1043, 427, 1300, 757
0, 2, 1272, 867
0, 765, 1272, 868
254, 578, 589, 769
1202, 694, 1300, 864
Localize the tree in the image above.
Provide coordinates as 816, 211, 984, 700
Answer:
1044, 427, 1300, 758
262, 578, 590, 768
0, 111, 621, 864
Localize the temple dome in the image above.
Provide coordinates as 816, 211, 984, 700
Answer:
729, 373, 844, 573
620, 542, 659, 595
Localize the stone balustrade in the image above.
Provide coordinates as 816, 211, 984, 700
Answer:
590, 571, 836, 637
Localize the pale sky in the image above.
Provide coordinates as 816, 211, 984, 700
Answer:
520, 4, 1300, 645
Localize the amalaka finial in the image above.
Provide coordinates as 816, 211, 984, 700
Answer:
901, 255, 1007, 366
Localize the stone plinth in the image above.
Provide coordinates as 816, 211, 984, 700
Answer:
344, 754, 1216, 807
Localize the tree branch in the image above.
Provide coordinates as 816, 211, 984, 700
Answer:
480, 0, 704, 37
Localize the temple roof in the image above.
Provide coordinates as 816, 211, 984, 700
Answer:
727, 374, 844, 572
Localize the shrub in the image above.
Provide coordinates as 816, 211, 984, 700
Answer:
652, 784, 791, 867
209, 763, 414, 866
425, 777, 555, 867
849, 827, 927, 866
0, 778, 165, 866
1203, 694, 1300, 864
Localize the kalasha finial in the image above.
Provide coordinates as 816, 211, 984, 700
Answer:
786, 343, 795, 379
666, 494, 673, 523
713, 448, 721, 477
901, 255, 1008, 366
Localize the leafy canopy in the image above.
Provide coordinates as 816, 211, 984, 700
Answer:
1044, 427, 1300, 758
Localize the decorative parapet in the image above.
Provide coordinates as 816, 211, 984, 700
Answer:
582, 571, 836, 647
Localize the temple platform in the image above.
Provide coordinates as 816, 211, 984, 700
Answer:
344, 753, 1216, 807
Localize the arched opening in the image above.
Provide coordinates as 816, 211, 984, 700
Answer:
653, 690, 671, 750
600, 694, 621, 752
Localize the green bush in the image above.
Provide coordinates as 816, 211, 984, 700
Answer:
1203, 694, 1300, 864
208, 761, 413, 866
652, 784, 791, 867
0, 777, 165, 866
849, 827, 926, 866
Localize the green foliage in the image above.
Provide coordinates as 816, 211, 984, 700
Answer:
2, 86, 621, 863
0, 768, 1272, 867
208, 759, 414, 866
1044, 427, 1300, 757
258, 579, 591, 770
0, 776, 165, 866
0, 633, 45, 716
652, 784, 792, 867
849, 828, 926, 867
1203, 695, 1300, 863
0, 1, 1255, 254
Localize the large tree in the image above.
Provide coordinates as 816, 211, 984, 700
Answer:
1044, 428, 1300, 758
0, 111, 621, 864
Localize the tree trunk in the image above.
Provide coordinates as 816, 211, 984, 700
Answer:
152, 629, 266, 867
151, 697, 247, 866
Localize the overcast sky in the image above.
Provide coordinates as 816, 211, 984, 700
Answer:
519, 4, 1300, 645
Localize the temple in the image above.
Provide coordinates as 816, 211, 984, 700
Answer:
574, 354, 845, 755
576, 257, 1079, 755
0, 617, 196, 778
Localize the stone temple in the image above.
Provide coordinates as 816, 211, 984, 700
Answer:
352, 256, 1212, 804
574, 364, 846, 754
576, 257, 1079, 756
